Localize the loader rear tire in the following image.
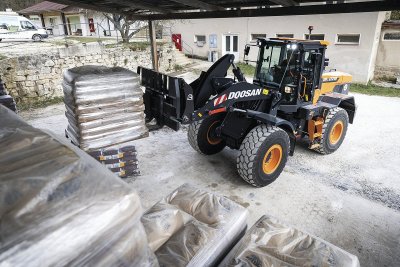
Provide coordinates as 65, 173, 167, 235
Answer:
237, 125, 289, 187
188, 114, 226, 155
313, 107, 349, 155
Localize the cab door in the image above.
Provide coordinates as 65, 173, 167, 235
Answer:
19, 20, 37, 39
302, 48, 324, 103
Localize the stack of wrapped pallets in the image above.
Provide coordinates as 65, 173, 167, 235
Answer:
62, 66, 148, 177
0, 105, 158, 266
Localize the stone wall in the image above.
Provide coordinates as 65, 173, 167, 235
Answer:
0, 42, 176, 104
374, 66, 400, 81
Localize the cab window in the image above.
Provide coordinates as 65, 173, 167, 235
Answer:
20, 21, 36, 30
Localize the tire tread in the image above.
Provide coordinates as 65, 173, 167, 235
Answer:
237, 125, 289, 187
188, 120, 204, 154
313, 107, 348, 154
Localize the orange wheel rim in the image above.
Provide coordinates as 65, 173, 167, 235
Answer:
262, 144, 283, 175
329, 121, 343, 145
207, 121, 222, 145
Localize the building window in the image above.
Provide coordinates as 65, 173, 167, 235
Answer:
304, 34, 325, 40
195, 35, 206, 47
383, 32, 400, 41
336, 34, 361, 45
233, 35, 238, 52
251, 33, 266, 42
209, 34, 217, 48
276, 33, 294, 38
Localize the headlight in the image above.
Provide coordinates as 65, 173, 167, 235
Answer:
284, 86, 292, 93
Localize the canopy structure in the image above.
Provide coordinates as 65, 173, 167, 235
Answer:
50, 0, 400, 69
49, 0, 399, 20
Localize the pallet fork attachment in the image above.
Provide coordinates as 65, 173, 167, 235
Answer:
138, 67, 194, 130
138, 54, 238, 130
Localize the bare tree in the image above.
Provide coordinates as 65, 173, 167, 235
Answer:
103, 13, 147, 43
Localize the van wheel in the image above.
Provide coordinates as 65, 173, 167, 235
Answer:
32, 34, 42, 41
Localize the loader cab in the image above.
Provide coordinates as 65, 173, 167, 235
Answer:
245, 38, 327, 105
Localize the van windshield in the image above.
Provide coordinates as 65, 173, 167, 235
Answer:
0, 16, 19, 32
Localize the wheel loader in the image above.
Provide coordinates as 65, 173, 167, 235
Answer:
137, 38, 356, 187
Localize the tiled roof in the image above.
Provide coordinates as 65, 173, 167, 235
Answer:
19, 1, 68, 14
382, 20, 400, 29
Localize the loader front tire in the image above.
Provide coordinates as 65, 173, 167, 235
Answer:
237, 125, 290, 187
313, 107, 349, 155
188, 114, 226, 155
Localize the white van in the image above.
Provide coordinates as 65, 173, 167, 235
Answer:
0, 12, 48, 42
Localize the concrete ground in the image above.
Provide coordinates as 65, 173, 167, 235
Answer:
20, 90, 400, 266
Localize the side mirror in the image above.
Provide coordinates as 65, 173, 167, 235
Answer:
324, 58, 329, 67
310, 52, 322, 64
244, 45, 250, 56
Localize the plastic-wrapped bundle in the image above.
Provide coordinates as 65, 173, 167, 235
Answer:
63, 65, 148, 151
0, 77, 17, 112
141, 184, 249, 267
0, 95, 17, 112
0, 105, 158, 267
220, 215, 360, 267
88, 145, 141, 177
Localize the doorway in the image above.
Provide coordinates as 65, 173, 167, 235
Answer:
223, 34, 239, 62
172, 33, 182, 51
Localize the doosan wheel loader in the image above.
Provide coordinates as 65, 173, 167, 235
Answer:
138, 38, 356, 187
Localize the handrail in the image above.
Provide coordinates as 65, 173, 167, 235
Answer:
46, 22, 119, 43
181, 38, 194, 59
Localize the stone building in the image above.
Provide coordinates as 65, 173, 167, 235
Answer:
18, 1, 140, 38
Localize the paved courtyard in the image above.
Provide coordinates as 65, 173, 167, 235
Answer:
20, 88, 400, 267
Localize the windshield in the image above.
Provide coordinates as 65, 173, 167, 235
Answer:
254, 43, 297, 87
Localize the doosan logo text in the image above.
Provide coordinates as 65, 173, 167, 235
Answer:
228, 89, 262, 99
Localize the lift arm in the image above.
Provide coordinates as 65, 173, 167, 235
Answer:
137, 54, 243, 130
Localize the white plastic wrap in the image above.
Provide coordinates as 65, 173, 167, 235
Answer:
63, 65, 148, 151
220, 215, 360, 267
0, 105, 157, 267
141, 183, 249, 267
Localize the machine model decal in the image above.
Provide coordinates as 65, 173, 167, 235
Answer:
228, 88, 262, 100
323, 77, 339, 83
